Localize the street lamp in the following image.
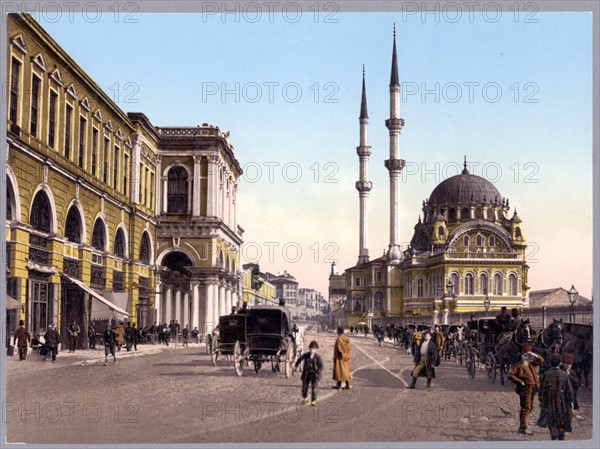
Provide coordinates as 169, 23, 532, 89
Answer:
568, 284, 578, 322
483, 293, 490, 313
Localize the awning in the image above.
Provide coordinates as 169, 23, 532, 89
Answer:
6, 295, 23, 310
61, 273, 130, 317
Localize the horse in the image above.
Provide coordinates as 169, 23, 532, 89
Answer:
562, 323, 593, 389
494, 319, 535, 385
373, 324, 385, 346
532, 319, 564, 374
448, 324, 468, 365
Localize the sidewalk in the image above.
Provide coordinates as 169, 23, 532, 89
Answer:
4, 341, 206, 375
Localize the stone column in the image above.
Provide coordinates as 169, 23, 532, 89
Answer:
165, 287, 172, 324
154, 279, 162, 325
175, 290, 182, 326
212, 282, 220, 328
192, 283, 200, 331
218, 282, 226, 317
192, 155, 202, 216
225, 284, 233, 314
183, 290, 190, 328
205, 283, 214, 332
161, 175, 168, 214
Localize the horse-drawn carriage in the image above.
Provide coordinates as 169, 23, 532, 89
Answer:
443, 323, 467, 364
465, 317, 499, 381
232, 305, 299, 377
206, 313, 247, 365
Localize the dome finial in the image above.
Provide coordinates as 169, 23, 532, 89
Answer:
393, 22, 396, 38
462, 155, 469, 174
360, 65, 368, 119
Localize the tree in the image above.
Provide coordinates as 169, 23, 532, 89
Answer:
251, 266, 264, 291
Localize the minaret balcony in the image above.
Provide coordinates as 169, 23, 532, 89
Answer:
385, 118, 405, 130
355, 181, 373, 192
356, 145, 372, 157
385, 158, 406, 172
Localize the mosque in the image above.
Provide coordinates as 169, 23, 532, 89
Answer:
343, 28, 530, 327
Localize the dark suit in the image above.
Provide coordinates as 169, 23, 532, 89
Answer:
411, 339, 439, 380
295, 351, 324, 401
43, 328, 59, 362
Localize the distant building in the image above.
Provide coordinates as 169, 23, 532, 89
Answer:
264, 271, 298, 305
529, 287, 591, 308
329, 262, 347, 327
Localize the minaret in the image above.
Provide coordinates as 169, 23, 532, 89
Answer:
356, 65, 372, 265
385, 24, 405, 264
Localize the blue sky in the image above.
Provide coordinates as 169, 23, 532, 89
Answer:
33, 10, 593, 298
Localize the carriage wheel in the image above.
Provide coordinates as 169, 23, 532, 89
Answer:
205, 334, 212, 356
210, 340, 219, 366
233, 341, 244, 377
486, 352, 497, 383
466, 347, 476, 379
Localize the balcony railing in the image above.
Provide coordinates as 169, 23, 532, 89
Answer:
63, 258, 80, 278
90, 265, 105, 289
28, 237, 49, 265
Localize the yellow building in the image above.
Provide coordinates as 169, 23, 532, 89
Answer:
5, 13, 244, 344
241, 264, 277, 306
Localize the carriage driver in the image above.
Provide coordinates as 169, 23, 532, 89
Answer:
495, 306, 512, 333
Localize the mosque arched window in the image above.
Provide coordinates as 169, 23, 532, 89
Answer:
480, 273, 488, 295
114, 228, 126, 259
487, 209, 495, 220
438, 226, 445, 236
489, 236, 495, 247
374, 291, 384, 311
139, 232, 151, 265
476, 235, 484, 247
448, 208, 456, 220
465, 273, 474, 295
91, 219, 106, 251
30, 191, 52, 233
515, 227, 522, 238
463, 235, 470, 247
416, 276, 425, 298
461, 207, 470, 220
450, 272, 459, 295
64, 206, 83, 243
493, 273, 503, 295
508, 273, 518, 296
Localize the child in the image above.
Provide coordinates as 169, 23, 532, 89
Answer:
295, 340, 323, 406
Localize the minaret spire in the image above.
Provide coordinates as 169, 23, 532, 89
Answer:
356, 65, 372, 265
385, 24, 405, 264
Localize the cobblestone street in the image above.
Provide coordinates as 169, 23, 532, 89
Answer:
4, 331, 592, 444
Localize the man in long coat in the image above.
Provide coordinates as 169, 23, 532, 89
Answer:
43, 323, 59, 363
333, 327, 352, 390
507, 343, 544, 435
406, 330, 439, 390
538, 353, 574, 440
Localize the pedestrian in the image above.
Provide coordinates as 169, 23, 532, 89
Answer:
43, 323, 59, 363
332, 327, 352, 390
103, 324, 118, 365
433, 324, 444, 360
295, 340, 324, 406
537, 353, 573, 440
191, 327, 199, 344
507, 343, 544, 435
561, 353, 579, 410
406, 330, 439, 391
349, 326, 354, 334
13, 320, 31, 361
68, 320, 80, 352
182, 325, 189, 347
132, 323, 139, 351
124, 321, 134, 352
163, 323, 170, 346
364, 325, 369, 338
88, 321, 96, 349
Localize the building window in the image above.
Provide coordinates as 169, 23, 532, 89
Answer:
114, 229, 125, 259
417, 276, 424, 298
103, 137, 109, 183
489, 236, 495, 247
30, 75, 40, 136
123, 154, 129, 197
355, 277, 361, 287
509, 273, 518, 296
405, 278, 412, 298
113, 146, 119, 190
353, 297, 363, 312
64, 207, 82, 243
150, 172, 155, 210
515, 227, 522, 238
48, 91, 57, 148
375, 271, 382, 282
167, 166, 189, 213
476, 234, 484, 247
463, 235, 469, 247
113, 271, 124, 292
438, 226, 445, 236
30, 191, 52, 233
65, 104, 73, 159
91, 219, 106, 251
145, 167, 149, 206
448, 208, 456, 220
480, 273, 488, 295
450, 272, 459, 295
31, 280, 49, 336
9, 58, 20, 124
139, 163, 144, 203
139, 232, 151, 265
78, 116, 86, 168
465, 273, 474, 295
493, 273, 503, 295
461, 207, 469, 220
487, 209, 495, 220
476, 208, 483, 219
374, 291, 384, 311
91, 128, 98, 176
